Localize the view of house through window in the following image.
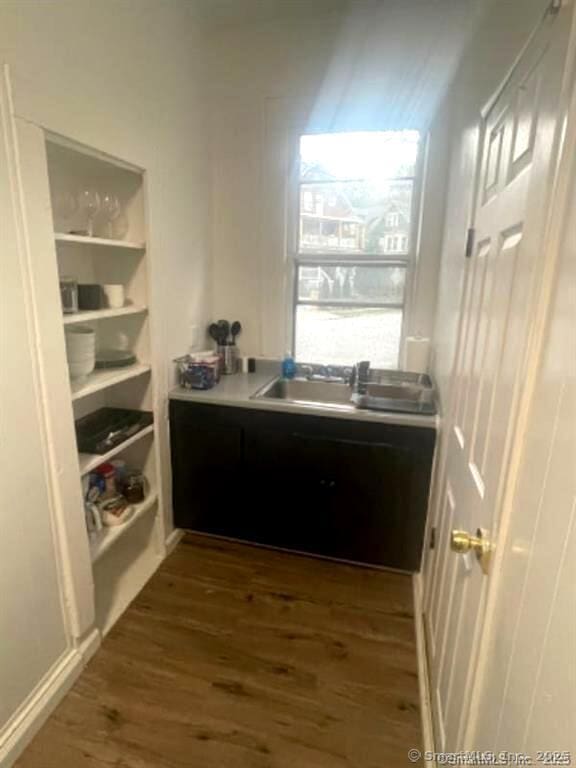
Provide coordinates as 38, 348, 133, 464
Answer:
294, 130, 420, 368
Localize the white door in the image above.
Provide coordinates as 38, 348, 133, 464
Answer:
424, 4, 574, 751
471, 130, 576, 754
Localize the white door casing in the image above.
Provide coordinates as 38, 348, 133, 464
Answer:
424, 3, 574, 751
0, 66, 70, 735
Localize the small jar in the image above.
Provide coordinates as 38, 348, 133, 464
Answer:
96, 462, 117, 497
122, 470, 146, 503
60, 276, 78, 314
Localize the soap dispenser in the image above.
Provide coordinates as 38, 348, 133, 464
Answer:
282, 353, 297, 380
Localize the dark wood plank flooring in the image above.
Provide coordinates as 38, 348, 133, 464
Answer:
16, 534, 421, 767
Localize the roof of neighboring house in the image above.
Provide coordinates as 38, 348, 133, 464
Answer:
300, 164, 412, 230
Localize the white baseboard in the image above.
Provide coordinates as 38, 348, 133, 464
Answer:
0, 648, 84, 768
165, 527, 184, 555
413, 572, 436, 766
76, 627, 100, 664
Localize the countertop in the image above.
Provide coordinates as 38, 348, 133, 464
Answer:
169, 368, 439, 430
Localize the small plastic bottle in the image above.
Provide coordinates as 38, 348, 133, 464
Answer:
282, 353, 297, 380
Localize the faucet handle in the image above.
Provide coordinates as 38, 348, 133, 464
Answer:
355, 360, 371, 394
357, 360, 370, 376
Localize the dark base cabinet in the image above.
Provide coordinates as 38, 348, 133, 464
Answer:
169, 400, 436, 572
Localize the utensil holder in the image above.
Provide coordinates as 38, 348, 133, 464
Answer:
220, 344, 238, 375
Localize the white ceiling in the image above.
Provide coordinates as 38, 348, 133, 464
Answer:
192, 0, 348, 26
196, 0, 492, 130
193, 0, 489, 29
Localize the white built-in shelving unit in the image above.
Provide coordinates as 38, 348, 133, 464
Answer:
43, 135, 164, 635
55, 232, 145, 250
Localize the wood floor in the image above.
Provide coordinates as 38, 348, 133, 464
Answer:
16, 534, 421, 768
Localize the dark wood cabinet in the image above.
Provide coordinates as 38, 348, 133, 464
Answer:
169, 399, 436, 571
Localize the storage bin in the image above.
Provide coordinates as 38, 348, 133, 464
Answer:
174, 353, 220, 390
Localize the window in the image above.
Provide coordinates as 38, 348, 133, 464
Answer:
294, 130, 420, 368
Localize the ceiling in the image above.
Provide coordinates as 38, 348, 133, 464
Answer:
195, 0, 493, 130
192, 0, 348, 26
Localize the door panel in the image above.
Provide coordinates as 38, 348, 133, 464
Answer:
473, 160, 576, 753
424, 7, 573, 751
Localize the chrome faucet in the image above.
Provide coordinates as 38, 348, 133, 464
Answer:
352, 360, 371, 394
301, 365, 314, 379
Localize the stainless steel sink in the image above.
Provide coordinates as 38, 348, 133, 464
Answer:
252, 377, 354, 408
352, 384, 436, 414
368, 370, 433, 388
251, 370, 437, 416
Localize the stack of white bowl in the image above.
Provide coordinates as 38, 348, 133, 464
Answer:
65, 325, 96, 380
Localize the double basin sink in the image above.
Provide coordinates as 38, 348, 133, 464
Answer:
251, 370, 436, 416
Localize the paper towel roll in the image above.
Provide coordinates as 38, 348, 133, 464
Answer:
403, 336, 430, 374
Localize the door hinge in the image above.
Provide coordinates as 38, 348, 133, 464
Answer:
429, 526, 437, 550
465, 227, 475, 259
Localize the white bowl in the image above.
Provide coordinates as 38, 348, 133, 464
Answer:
68, 354, 95, 366
66, 334, 95, 347
65, 326, 95, 345
68, 358, 95, 380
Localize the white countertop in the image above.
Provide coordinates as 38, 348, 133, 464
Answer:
169, 370, 439, 430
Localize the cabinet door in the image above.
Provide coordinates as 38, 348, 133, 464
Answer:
244, 421, 431, 570
170, 403, 245, 535
171, 403, 435, 571
284, 432, 419, 569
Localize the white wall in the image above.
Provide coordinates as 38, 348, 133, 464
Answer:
0, 2, 210, 759
207, 13, 344, 356
207, 8, 455, 360
0, 0, 211, 536
0, 70, 70, 756
430, 0, 550, 407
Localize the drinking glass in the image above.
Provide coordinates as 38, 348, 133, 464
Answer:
78, 189, 101, 237
101, 193, 121, 239
53, 190, 77, 230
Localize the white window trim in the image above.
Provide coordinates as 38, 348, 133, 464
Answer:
286, 133, 427, 367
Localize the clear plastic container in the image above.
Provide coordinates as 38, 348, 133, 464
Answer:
60, 276, 78, 314
174, 353, 220, 390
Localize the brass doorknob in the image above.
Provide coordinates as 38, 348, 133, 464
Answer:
450, 528, 493, 575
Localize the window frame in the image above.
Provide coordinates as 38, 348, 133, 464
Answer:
287, 132, 426, 368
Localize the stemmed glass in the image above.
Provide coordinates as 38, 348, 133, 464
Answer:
100, 193, 121, 239
53, 190, 77, 231
77, 189, 101, 237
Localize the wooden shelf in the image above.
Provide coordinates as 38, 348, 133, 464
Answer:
71, 363, 151, 401
79, 424, 154, 475
55, 232, 145, 250
90, 492, 158, 563
63, 305, 147, 325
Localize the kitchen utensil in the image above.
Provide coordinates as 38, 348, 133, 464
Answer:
78, 189, 101, 238
209, 323, 220, 344
230, 320, 242, 344
78, 284, 104, 310
60, 276, 78, 314
95, 349, 137, 369
217, 319, 230, 345
103, 284, 125, 309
